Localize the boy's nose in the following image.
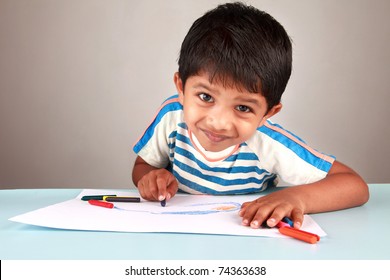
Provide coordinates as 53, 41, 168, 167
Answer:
206, 108, 234, 131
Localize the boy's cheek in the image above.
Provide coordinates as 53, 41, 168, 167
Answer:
183, 106, 201, 125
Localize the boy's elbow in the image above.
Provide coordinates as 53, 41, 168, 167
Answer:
353, 176, 370, 206
332, 161, 370, 206
359, 182, 370, 205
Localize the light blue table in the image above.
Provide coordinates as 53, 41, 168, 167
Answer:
1, 184, 389, 260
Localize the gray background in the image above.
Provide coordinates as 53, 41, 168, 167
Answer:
1, 0, 389, 189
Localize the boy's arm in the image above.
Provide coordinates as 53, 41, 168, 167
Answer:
132, 156, 159, 187
132, 156, 178, 202
239, 160, 369, 229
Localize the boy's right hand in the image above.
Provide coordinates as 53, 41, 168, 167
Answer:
137, 169, 178, 203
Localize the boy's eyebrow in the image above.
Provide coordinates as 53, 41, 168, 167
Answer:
234, 96, 262, 107
192, 82, 215, 93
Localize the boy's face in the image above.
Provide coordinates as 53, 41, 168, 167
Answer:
174, 72, 281, 152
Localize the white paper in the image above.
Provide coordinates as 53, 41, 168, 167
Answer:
9, 189, 326, 238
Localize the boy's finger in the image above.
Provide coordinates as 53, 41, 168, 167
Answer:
166, 178, 178, 201
240, 201, 250, 210
138, 178, 157, 201
144, 174, 160, 201
242, 203, 270, 228
265, 206, 290, 228
156, 175, 168, 201
290, 209, 303, 229
239, 200, 257, 216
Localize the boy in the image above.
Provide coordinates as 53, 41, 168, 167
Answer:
132, 2, 369, 229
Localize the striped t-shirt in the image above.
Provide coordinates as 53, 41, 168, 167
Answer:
133, 95, 335, 195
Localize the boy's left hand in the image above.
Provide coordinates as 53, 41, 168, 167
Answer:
239, 188, 306, 229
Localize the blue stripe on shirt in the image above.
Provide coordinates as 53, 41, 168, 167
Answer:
174, 146, 267, 174
175, 133, 266, 173
173, 158, 272, 186
133, 99, 182, 153
173, 169, 276, 195
258, 123, 334, 172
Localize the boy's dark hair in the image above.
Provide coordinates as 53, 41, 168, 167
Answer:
178, 2, 292, 111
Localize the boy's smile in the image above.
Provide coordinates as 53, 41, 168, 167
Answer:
174, 72, 281, 153
201, 128, 230, 143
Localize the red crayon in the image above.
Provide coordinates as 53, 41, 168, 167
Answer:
277, 219, 320, 244
278, 226, 320, 244
88, 200, 114, 209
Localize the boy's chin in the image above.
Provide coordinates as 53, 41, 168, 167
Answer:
199, 140, 236, 153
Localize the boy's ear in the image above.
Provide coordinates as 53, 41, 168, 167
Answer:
259, 103, 282, 126
174, 72, 184, 104
265, 103, 282, 119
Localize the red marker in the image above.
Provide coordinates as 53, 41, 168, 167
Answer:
88, 200, 114, 209
277, 219, 320, 244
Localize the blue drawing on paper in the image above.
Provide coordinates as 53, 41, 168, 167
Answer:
115, 202, 241, 215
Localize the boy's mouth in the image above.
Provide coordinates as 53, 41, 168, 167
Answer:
202, 129, 230, 143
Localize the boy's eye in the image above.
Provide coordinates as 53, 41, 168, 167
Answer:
198, 93, 213, 102
236, 105, 251, 113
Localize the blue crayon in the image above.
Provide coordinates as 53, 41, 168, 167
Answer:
282, 217, 294, 227
160, 199, 166, 207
